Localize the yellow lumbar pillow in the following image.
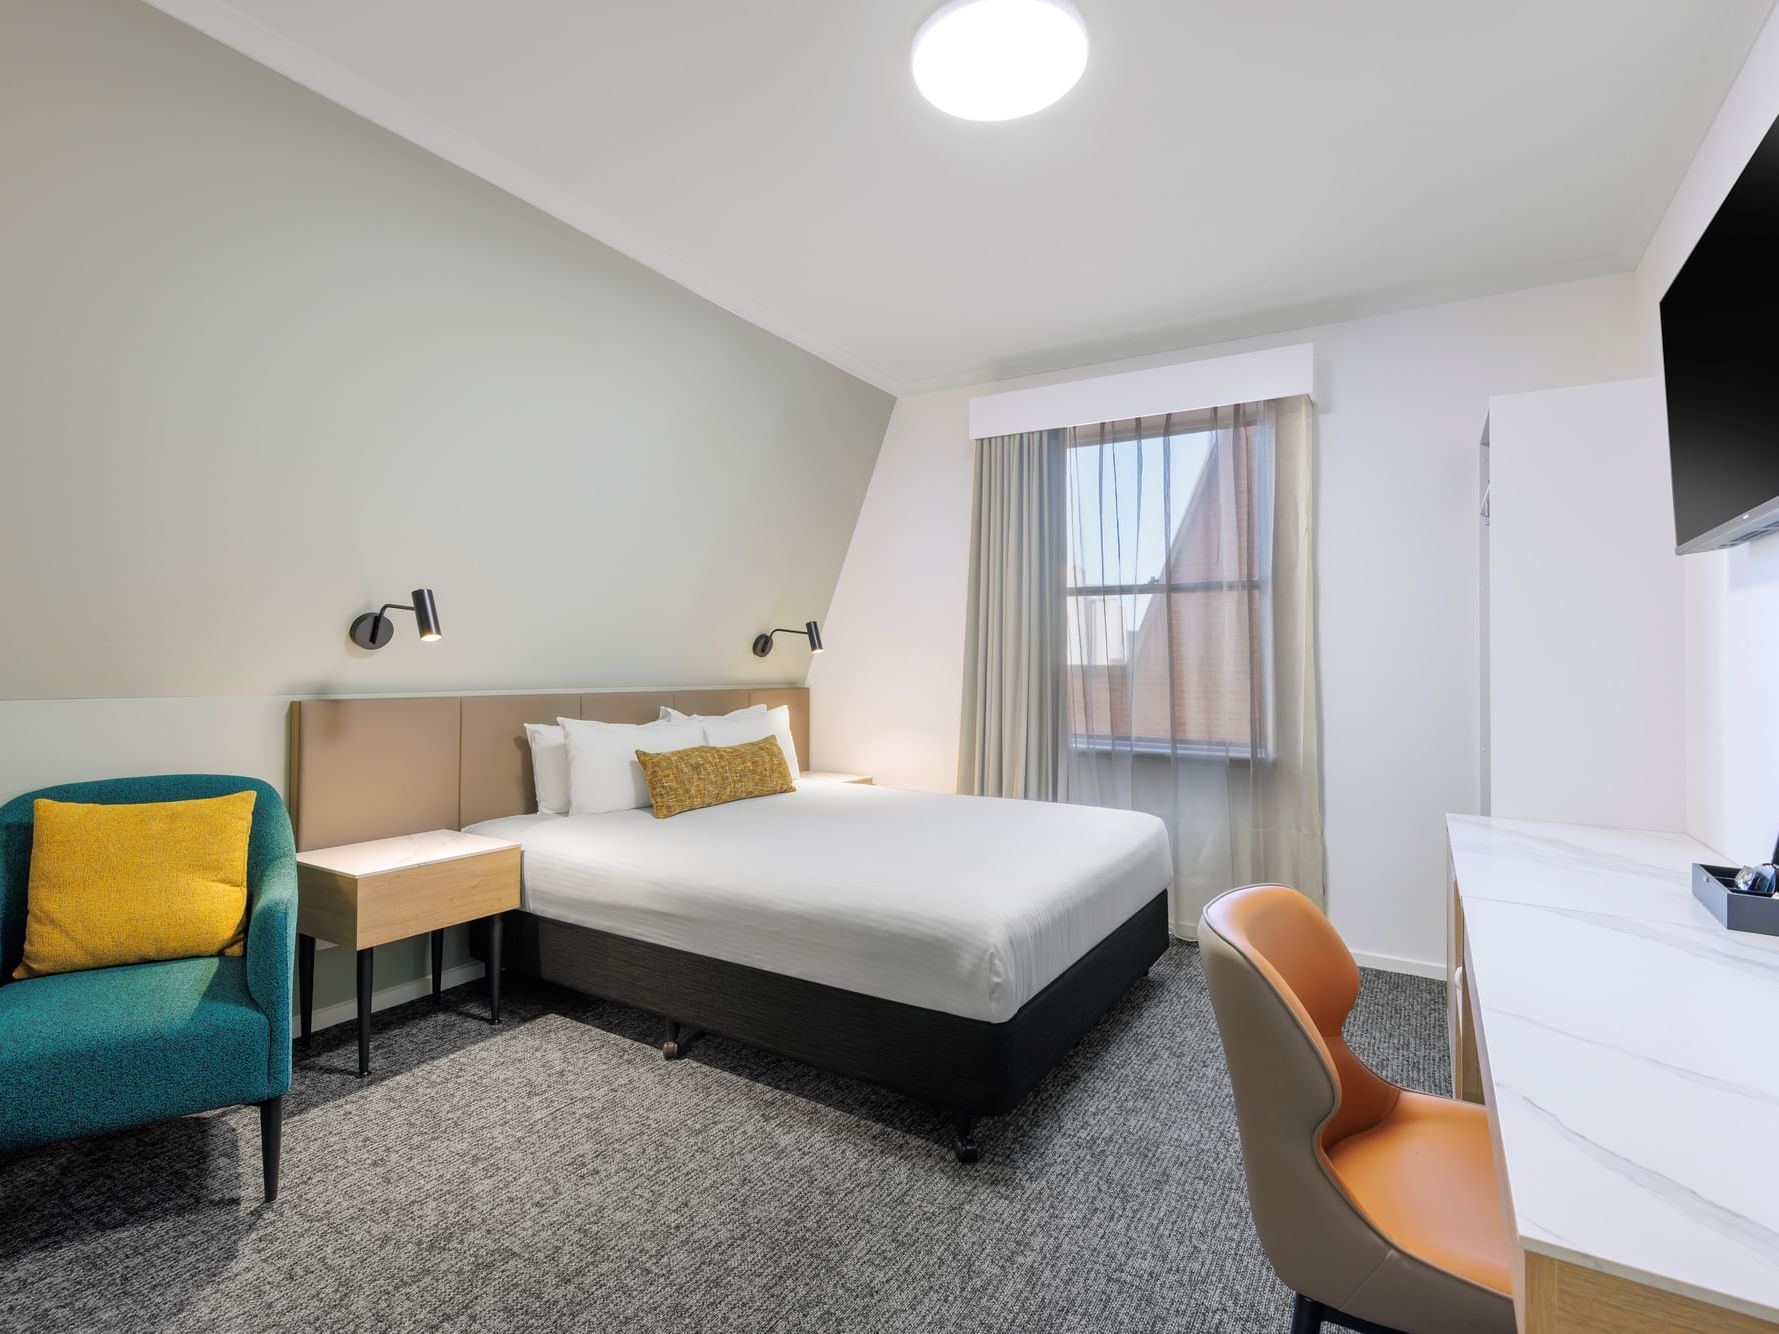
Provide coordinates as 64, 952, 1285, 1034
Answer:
635, 736, 794, 819
13, 790, 257, 980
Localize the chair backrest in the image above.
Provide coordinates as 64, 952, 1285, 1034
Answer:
1198, 884, 1402, 1304
0, 774, 287, 982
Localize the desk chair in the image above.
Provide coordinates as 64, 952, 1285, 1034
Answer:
1199, 885, 1515, 1334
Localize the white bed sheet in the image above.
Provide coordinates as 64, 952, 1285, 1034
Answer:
465, 782, 1171, 1023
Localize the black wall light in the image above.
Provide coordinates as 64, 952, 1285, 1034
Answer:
752, 620, 823, 658
349, 588, 442, 650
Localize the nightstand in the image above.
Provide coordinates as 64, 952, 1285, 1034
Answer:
798, 770, 874, 785
296, 829, 520, 1076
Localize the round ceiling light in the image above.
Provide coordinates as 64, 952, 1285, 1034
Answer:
912, 0, 1089, 122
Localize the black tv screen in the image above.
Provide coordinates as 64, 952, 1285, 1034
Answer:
1661, 111, 1779, 554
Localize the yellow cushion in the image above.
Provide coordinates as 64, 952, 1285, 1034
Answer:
636, 737, 794, 819
13, 790, 257, 980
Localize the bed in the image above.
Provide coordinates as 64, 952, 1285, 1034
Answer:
288, 688, 1172, 1161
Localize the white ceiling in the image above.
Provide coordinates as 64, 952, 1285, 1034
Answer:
149, 0, 1774, 394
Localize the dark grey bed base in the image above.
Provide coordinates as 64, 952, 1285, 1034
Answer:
490, 891, 1169, 1161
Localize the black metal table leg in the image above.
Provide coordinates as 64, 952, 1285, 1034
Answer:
488, 913, 502, 1025
356, 947, 373, 1076
431, 928, 444, 1006
297, 934, 315, 1051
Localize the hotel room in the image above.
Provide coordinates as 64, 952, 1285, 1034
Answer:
3, 2, 1777, 1331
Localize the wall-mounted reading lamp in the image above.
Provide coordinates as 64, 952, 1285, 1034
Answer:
752, 620, 823, 658
349, 588, 442, 650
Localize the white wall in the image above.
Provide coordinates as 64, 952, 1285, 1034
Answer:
810, 391, 978, 791
1633, 4, 1779, 865
1486, 378, 1684, 832
0, 0, 891, 1017
0, 0, 891, 705
813, 275, 1645, 973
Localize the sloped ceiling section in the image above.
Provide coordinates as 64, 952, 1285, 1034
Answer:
145, 0, 1774, 392
1, 0, 892, 699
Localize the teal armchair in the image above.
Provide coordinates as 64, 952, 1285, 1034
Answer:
0, 775, 296, 1200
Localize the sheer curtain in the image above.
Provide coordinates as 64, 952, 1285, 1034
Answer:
1061, 396, 1322, 934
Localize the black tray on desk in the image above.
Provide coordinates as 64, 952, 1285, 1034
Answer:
1693, 863, 1779, 937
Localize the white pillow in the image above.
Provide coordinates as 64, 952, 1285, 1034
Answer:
523, 722, 570, 816
559, 716, 706, 815
659, 703, 766, 723
701, 705, 801, 779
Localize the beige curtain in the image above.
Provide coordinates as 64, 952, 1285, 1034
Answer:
961, 396, 1323, 934
957, 430, 1071, 800
1261, 396, 1324, 915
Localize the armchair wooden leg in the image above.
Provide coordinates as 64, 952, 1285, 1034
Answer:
258, 1096, 283, 1203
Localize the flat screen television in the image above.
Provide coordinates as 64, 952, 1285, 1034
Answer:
1661, 111, 1779, 555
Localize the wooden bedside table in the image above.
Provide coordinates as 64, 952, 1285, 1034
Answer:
798, 771, 874, 785
296, 829, 520, 1076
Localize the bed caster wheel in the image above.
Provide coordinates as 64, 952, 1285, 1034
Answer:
952, 1113, 979, 1164
661, 1040, 681, 1061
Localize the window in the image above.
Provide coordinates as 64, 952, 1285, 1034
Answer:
1064, 409, 1270, 756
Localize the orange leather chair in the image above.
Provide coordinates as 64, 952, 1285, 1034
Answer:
1198, 885, 1515, 1334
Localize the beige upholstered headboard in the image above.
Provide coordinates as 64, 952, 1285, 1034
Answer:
288, 688, 810, 852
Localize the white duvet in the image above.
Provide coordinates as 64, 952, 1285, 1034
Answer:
466, 782, 1171, 1023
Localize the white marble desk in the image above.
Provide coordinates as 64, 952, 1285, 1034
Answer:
1446, 814, 1779, 1332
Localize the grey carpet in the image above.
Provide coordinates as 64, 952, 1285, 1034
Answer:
0, 942, 1447, 1334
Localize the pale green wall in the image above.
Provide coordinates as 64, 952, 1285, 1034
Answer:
0, 0, 893, 1020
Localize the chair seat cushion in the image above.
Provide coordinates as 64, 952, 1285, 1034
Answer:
1324, 1090, 1514, 1297
0, 956, 273, 1153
